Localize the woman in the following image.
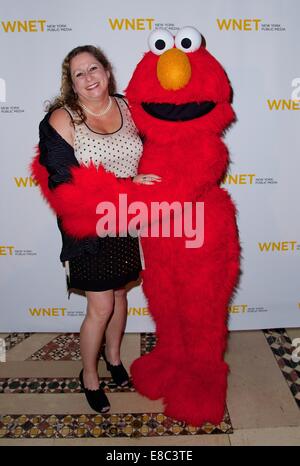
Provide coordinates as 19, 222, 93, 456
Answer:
37, 45, 161, 413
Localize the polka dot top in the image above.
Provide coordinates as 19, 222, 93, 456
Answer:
65, 96, 143, 178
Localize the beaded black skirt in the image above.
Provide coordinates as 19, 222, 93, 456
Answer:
66, 236, 142, 292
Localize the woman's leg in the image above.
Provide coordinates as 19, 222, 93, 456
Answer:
80, 289, 114, 390
104, 288, 128, 365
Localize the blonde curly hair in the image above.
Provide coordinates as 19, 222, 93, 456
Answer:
46, 45, 117, 124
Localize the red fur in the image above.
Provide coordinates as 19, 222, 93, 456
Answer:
30, 38, 240, 427
126, 42, 240, 427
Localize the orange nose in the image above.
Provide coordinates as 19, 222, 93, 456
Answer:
157, 48, 191, 90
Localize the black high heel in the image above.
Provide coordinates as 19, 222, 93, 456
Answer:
101, 348, 130, 387
79, 369, 110, 413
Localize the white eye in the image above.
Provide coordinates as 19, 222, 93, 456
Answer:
175, 26, 202, 53
148, 29, 174, 55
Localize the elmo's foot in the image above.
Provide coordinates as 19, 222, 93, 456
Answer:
163, 361, 229, 427
130, 349, 177, 400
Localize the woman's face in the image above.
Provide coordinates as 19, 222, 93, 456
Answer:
70, 52, 110, 102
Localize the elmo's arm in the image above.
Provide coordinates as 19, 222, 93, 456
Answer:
136, 136, 229, 204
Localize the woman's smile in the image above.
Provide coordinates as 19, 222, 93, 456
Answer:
86, 82, 99, 90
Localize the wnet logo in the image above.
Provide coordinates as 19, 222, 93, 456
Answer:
267, 99, 300, 110
0, 246, 14, 256
217, 19, 261, 31
223, 174, 256, 185
0, 246, 36, 257
128, 307, 149, 316
1, 20, 46, 32
108, 18, 155, 30
14, 176, 38, 188
29, 307, 67, 317
228, 304, 248, 314
258, 241, 298, 252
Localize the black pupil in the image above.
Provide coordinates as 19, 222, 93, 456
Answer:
181, 38, 192, 49
155, 39, 166, 50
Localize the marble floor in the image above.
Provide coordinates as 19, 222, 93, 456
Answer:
0, 328, 299, 446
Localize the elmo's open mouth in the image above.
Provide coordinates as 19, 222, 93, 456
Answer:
141, 101, 216, 121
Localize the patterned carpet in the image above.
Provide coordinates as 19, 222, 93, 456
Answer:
0, 330, 299, 439
0, 333, 232, 439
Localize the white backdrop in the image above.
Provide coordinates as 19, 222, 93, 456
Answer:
0, 0, 299, 332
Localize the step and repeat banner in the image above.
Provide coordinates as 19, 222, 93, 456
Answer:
1, 0, 299, 332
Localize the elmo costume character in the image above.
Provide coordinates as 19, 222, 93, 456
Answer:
30, 26, 240, 426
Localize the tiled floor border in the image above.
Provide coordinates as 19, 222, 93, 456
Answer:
263, 329, 300, 409
0, 332, 232, 438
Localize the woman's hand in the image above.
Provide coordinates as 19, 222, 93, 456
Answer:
133, 174, 162, 185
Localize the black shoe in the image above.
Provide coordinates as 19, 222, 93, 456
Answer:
79, 369, 110, 414
101, 348, 130, 387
